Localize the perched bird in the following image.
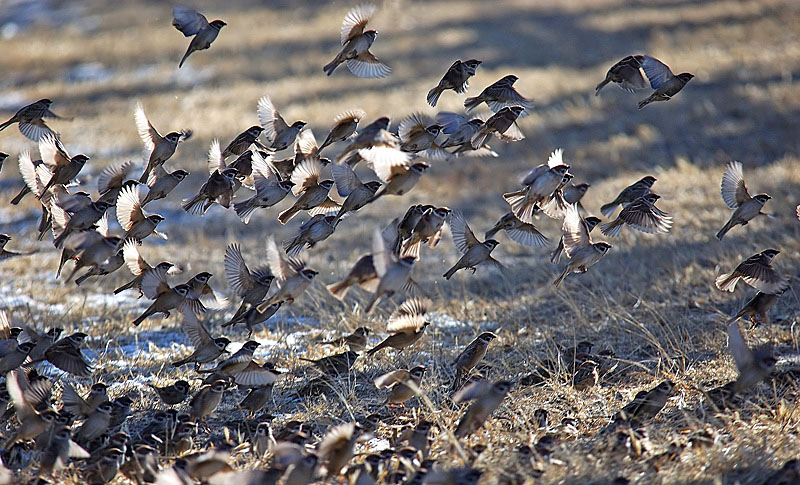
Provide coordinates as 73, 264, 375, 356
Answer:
595, 55, 647, 95
374, 365, 425, 406
238, 367, 280, 414
600, 193, 672, 236
300, 351, 359, 376
322, 327, 370, 352
181, 167, 239, 214
0, 98, 67, 141
141, 166, 189, 206
600, 175, 657, 217
465, 74, 533, 115
331, 161, 382, 223
284, 214, 338, 256
278, 157, 338, 224
554, 204, 612, 287
233, 150, 294, 223
402, 206, 451, 258
257, 237, 318, 309
113, 240, 177, 297
504, 148, 570, 223
189, 379, 227, 422
470, 105, 525, 149
61, 382, 108, 418
134, 103, 191, 183
728, 290, 785, 328
366, 227, 417, 313
324, 4, 390, 78
452, 332, 497, 391
715, 249, 789, 294
224, 243, 273, 327
443, 211, 502, 279
148, 380, 191, 406
257, 96, 307, 152
222, 126, 265, 159
636, 55, 694, 109
172, 311, 230, 370
116, 184, 166, 243
37, 135, 90, 198
716, 161, 772, 240
615, 380, 674, 424
39, 428, 90, 476
367, 298, 430, 355
172, 5, 226, 68
318, 422, 361, 480
318, 109, 367, 154
550, 215, 600, 264
453, 380, 512, 438
427, 59, 482, 107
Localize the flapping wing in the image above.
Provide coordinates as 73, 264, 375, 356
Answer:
340, 4, 376, 44
134, 103, 159, 153
172, 5, 210, 36
207, 139, 225, 175
257, 96, 289, 145
721, 161, 750, 209
182, 309, 212, 347
448, 211, 479, 253
561, 204, 590, 258
225, 243, 255, 296
97, 159, 135, 193
116, 183, 145, 230
639, 55, 675, 90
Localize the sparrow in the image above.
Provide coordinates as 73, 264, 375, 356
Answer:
427, 59, 482, 107
0, 98, 66, 141
172, 5, 226, 68
716, 161, 772, 240
367, 298, 430, 354
728, 290, 785, 328
435, 112, 499, 158
323, 4, 390, 78
485, 212, 549, 249
318, 422, 361, 480
636, 55, 694, 109
61, 382, 108, 418
41, 332, 93, 376
453, 380, 512, 438
51, 200, 111, 248
397, 113, 446, 157
336, 116, 392, 157
0, 234, 36, 262
189, 380, 227, 422
181, 167, 239, 214
171, 311, 230, 370
53, 217, 110, 279
113, 239, 177, 296
563, 182, 591, 209
595, 55, 647, 95
257, 95, 307, 152
715, 249, 789, 294
96, 159, 136, 205
198, 340, 261, 378
452, 332, 497, 391
365, 227, 417, 313
131, 271, 197, 326
141, 166, 188, 206
402, 206, 451, 258
470, 105, 526, 149
374, 365, 426, 406
257, 237, 318, 310
148, 380, 191, 406
234, 150, 294, 223
75, 401, 114, 444
554, 204, 612, 287
368, 156, 428, 204
550, 215, 601, 264
116, 184, 166, 243
443, 211, 502, 279
464, 74, 533, 114
9, 148, 51, 205
300, 351, 359, 376
504, 149, 570, 223
727, 321, 777, 394
238, 368, 280, 414
615, 381, 674, 424
326, 254, 379, 301
600, 175, 657, 217
322, 327, 370, 352
37, 135, 90, 198
63, 235, 122, 283
278, 157, 338, 224
120, 444, 159, 484
39, 428, 90, 476
395, 204, 430, 251
600, 193, 672, 236
318, 109, 367, 154
284, 214, 338, 256
3, 370, 58, 446
134, 103, 191, 183
222, 126, 265, 158
224, 302, 283, 337
19, 325, 63, 363
224, 243, 274, 325
331, 161, 382, 223
83, 447, 124, 484
0, 342, 36, 374
282, 453, 319, 485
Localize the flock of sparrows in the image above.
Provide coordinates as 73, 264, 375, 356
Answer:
0, 3, 798, 485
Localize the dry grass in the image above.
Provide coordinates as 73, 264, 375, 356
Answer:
1, 0, 800, 483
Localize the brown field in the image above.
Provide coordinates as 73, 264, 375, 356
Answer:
1, 0, 799, 483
